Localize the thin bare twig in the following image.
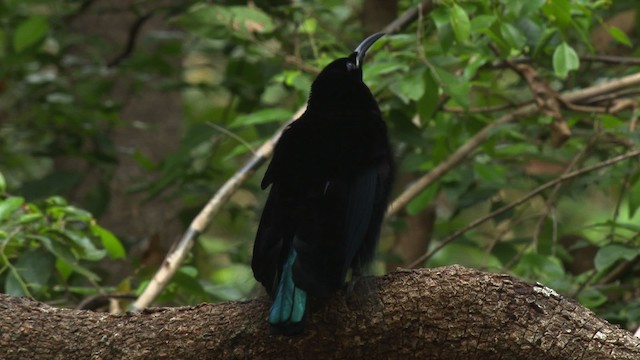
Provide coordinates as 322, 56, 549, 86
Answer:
107, 11, 154, 68
408, 149, 640, 268
533, 131, 600, 249
443, 102, 527, 114
489, 54, 640, 69
504, 132, 598, 271
206, 122, 257, 156
581, 54, 640, 66
382, 0, 435, 34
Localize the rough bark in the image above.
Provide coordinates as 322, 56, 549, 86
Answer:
2, 266, 638, 359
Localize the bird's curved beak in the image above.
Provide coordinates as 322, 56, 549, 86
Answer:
354, 32, 385, 68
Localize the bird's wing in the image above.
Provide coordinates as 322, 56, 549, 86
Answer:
252, 181, 289, 295
261, 120, 303, 190
252, 121, 303, 295
291, 164, 382, 296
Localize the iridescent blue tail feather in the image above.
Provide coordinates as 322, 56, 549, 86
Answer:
268, 249, 307, 335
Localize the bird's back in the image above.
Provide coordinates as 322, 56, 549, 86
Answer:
253, 108, 393, 297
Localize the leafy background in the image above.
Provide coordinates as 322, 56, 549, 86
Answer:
2, 0, 640, 331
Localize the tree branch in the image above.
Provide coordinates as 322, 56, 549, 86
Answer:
3, 266, 639, 359
408, 148, 640, 268
489, 54, 640, 69
107, 11, 154, 68
386, 71, 640, 217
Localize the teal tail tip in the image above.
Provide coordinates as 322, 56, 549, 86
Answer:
268, 249, 308, 335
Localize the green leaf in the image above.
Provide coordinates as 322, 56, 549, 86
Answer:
300, 18, 317, 34
364, 61, 409, 77
132, 150, 156, 171
430, 66, 470, 109
470, 15, 496, 33
14, 16, 49, 52
542, 0, 571, 29
598, 114, 624, 129
517, 18, 542, 47
5, 249, 55, 297
92, 224, 126, 259
494, 143, 537, 157
179, 265, 199, 278
406, 185, 438, 216
417, 69, 439, 124
474, 163, 507, 186
59, 205, 93, 222
429, 243, 502, 269
0, 196, 24, 221
32, 235, 101, 281
606, 25, 632, 47
59, 230, 107, 261
209, 264, 255, 300
431, 8, 454, 51
577, 288, 608, 309
14, 249, 55, 288
629, 178, 640, 219
56, 256, 101, 280
449, 4, 471, 44
173, 267, 208, 300
179, 5, 274, 40
513, 253, 565, 280
5, 270, 28, 297
229, 108, 292, 128
0, 30, 5, 57
500, 23, 527, 51
200, 235, 236, 254
56, 258, 73, 281
520, 0, 546, 16
552, 42, 579, 78
594, 244, 640, 272
228, 6, 275, 35
46, 196, 68, 206
18, 213, 43, 224
463, 56, 488, 80
389, 69, 425, 104
0, 171, 5, 193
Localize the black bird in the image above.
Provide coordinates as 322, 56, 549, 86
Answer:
252, 32, 393, 335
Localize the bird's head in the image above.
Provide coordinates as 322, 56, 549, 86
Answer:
308, 33, 384, 111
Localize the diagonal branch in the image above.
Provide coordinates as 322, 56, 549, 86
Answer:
386, 71, 640, 218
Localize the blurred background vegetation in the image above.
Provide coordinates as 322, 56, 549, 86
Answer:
2, 0, 640, 332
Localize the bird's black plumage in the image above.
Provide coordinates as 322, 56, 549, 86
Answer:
252, 33, 393, 335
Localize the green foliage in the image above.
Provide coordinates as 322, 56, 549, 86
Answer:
594, 244, 640, 272
13, 16, 49, 52
553, 42, 580, 78
0, 171, 125, 302
2, 0, 640, 333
